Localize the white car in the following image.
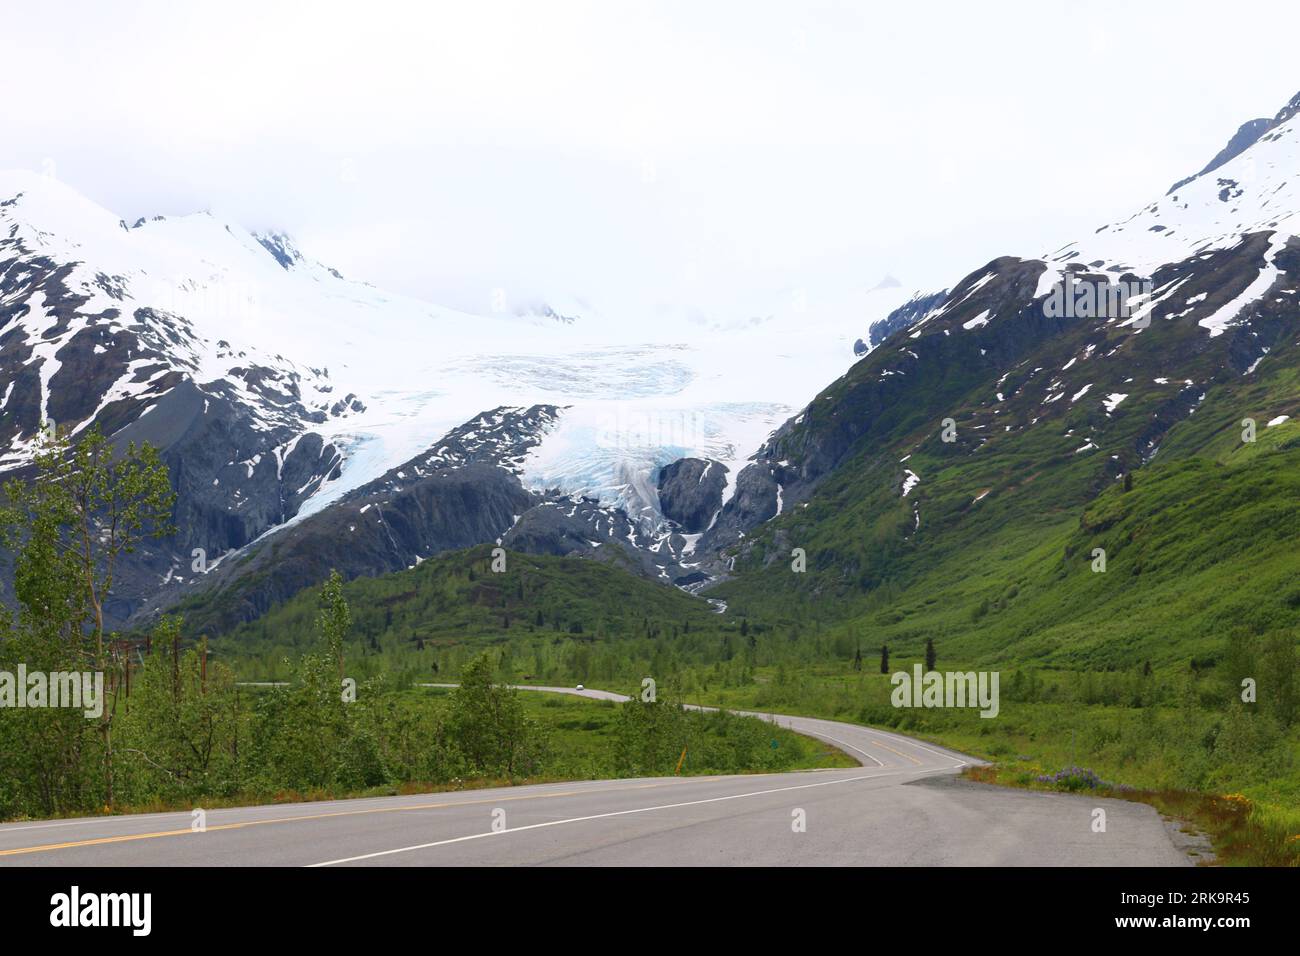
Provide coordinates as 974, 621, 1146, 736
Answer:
575, 684, 585, 691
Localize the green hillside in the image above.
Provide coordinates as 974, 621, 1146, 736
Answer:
218, 545, 753, 684
172, 249, 1300, 864
709, 306, 1300, 670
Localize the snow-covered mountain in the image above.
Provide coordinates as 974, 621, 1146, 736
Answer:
11, 86, 1299, 634
692, 89, 1300, 564
1040, 91, 1300, 276
0, 168, 907, 625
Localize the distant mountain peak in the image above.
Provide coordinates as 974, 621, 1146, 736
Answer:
1166, 117, 1272, 196
1167, 89, 1300, 195
1044, 88, 1300, 274
253, 231, 304, 270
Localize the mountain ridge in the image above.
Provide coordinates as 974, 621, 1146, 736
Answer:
5, 88, 1300, 643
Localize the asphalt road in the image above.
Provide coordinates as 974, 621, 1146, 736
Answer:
0, 686, 1190, 866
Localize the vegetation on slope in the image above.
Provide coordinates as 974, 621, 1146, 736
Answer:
0, 434, 848, 823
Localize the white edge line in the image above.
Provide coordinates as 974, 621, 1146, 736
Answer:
307, 771, 899, 867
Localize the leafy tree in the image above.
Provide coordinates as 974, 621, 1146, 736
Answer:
117, 617, 241, 801
0, 502, 94, 816
445, 653, 544, 777
5, 424, 174, 662
1, 423, 174, 807
240, 573, 400, 793
613, 696, 688, 776
317, 569, 351, 681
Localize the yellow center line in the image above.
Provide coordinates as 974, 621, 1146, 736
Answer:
0, 779, 684, 858
869, 738, 923, 766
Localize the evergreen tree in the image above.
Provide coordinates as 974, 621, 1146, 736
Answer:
924, 638, 936, 672
880, 644, 890, 674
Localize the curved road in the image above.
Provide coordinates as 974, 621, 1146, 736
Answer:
0, 686, 1189, 866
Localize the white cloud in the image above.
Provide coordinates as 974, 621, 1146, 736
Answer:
4, 0, 1299, 322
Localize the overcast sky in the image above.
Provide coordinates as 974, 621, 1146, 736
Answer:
5, 0, 1299, 320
